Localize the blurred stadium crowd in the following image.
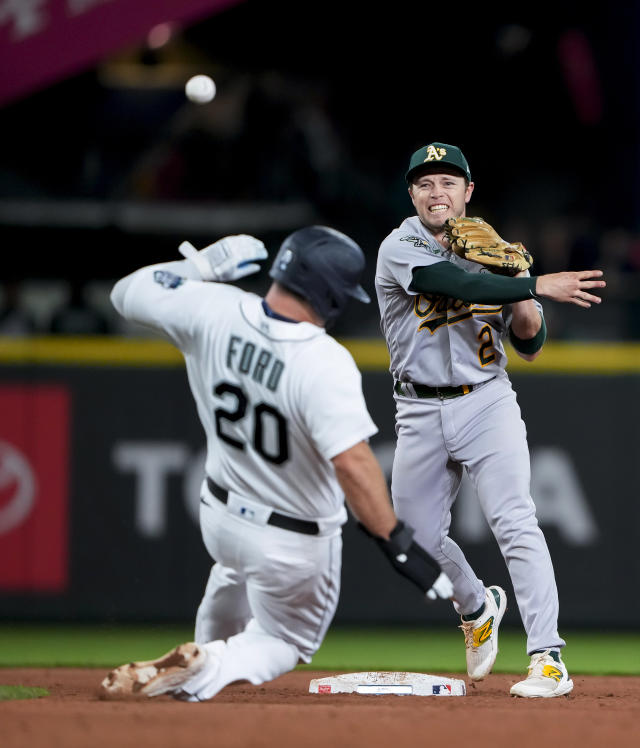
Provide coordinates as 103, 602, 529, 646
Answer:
1, 1, 639, 340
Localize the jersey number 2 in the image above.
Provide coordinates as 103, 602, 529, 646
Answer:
213, 381, 289, 465
477, 325, 496, 367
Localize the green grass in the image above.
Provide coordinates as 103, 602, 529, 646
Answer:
0, 624, 638, 675
297, 627, 640, 675
0, 623, 193, 667
0, 685, 49, 701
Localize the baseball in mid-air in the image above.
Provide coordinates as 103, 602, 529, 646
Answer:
185, 75, 216, 104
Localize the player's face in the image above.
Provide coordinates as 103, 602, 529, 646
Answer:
409, 169, 474, 237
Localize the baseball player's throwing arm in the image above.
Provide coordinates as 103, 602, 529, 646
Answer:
410, 262, 605, 307
332, 442, 453, 601
440, 217, 606, 307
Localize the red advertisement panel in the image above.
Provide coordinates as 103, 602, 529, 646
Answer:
0, 0, 244, 107
0, 385, 70, 591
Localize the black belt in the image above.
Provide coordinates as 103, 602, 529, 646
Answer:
395, 380, 478, 399
205, 477, 319, 536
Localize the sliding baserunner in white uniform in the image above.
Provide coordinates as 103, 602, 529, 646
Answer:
102, 226, 452, 701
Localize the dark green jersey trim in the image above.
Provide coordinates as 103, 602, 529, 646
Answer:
510, 315, 547, 355
410, 261, 538, 304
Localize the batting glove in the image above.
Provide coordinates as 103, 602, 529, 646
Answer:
179, 235, 268, 282
359, 520, 454, 602
426, 572, 455, 601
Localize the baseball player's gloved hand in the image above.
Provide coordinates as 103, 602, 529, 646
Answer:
444, 217, 533, 277
178, 235, 268, 282
360, 521, 454, 601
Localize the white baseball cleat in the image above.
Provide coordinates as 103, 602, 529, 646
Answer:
100, 642, 207, 699
510, 650, 574, 698
459, 585, 507, 681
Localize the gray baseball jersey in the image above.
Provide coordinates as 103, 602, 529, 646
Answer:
375, 215, 564, 657
376, 216, 543, 386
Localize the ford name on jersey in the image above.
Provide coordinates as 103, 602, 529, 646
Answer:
227, 334, 284, 392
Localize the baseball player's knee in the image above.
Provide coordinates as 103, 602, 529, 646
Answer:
407, 526, 444, 556
492, 515, 544, 554
480, 484, 536, 530
415, 534, 453, 567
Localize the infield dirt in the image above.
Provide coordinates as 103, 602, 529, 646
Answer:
1, 668, 638, 748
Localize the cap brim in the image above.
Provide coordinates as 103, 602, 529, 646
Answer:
349, 285, 370, 303
406, 163, 469, 183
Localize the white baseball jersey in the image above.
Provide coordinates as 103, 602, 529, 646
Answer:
111, 258, 376, 692
376, 216, 543, 386
111, 261, 377, 524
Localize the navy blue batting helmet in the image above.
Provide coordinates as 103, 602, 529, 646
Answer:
269, 226, 370, 327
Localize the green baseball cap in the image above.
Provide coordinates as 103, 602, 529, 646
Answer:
405, 142, 471, 183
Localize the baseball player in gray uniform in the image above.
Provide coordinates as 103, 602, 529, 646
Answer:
376, 142, 606, 698
102, 226, 452, 701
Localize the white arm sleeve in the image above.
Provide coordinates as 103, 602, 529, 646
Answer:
110, 260, 234, 352
111, 259, 201, 314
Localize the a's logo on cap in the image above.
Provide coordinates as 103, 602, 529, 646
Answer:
424, 145, 447, 163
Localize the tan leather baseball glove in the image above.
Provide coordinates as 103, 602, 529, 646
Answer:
444, 216, 533, 277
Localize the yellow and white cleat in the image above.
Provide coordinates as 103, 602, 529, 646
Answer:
459, 585, 507, 681
510, 650, 574, 698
